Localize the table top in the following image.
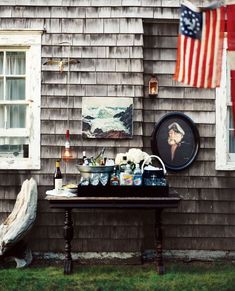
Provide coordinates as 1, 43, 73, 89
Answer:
46, 186, 180, 209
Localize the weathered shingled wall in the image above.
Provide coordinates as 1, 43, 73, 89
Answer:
143, 20, 235, 253
0, 0, 234, 259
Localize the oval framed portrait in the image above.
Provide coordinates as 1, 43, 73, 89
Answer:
151, 112, 200, 171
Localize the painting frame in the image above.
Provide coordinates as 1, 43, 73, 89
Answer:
151, 112, 200, 171
82, 97, 133, 139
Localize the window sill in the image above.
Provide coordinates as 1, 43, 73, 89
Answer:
0, 158, 40, 170
215, 162, 235, 171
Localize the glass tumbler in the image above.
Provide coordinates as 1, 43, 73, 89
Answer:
80, 176, 89, 186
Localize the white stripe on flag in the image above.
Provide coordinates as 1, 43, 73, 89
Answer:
178, 35, 185, 82
184, 37, 192, 84
227, 51, 235, 70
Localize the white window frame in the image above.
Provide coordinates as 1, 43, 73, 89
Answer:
216, 40, 235, 170
0, 30, 42, 170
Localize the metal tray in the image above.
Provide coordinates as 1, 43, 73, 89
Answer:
76, 165, 115, 178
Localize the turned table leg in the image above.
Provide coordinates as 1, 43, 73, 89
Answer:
155, 209, 164, 275
64, 208, 73, 275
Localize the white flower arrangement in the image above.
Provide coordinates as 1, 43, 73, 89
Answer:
115, 148, 151, 165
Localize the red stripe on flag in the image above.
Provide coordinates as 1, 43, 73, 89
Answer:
227, 5, 235, 51
181, 36, 188, 83
207, 9, 217, 88
193, 40, 201, 87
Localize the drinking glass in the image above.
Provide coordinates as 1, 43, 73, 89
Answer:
99, 173, 109, 186
80, 176, 89, 186
90, 173, 100, 186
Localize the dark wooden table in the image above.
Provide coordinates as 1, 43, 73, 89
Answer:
46, 185, 180, 275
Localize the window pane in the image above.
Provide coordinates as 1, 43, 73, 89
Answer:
0, 144, 29, 158
7, 105, 26, 128
228, 107, 234, 129
6, 77, 25, 100
0, 105, 4, 128
6, 52, 25, 75
229, 130, 235, 153
0, 52, 3, 74
0, 78, 3, 100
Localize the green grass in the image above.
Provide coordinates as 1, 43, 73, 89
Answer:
0, 261, 235, 291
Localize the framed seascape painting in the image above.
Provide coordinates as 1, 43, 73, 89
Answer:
151, 112, 200, 171
82, 97, 133, 139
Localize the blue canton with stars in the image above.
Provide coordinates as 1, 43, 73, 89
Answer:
180, 5, 202, 39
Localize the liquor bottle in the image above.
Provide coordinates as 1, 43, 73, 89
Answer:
120, 163, 133, 186
133, 163, 142, 186
119, 155, 127, 172
110, 166, 120, 186
93, 147, 105, 165
54, 160, 63, 190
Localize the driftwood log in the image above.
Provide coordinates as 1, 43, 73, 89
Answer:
0, 178, 38, 268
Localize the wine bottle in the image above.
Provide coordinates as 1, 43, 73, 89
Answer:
82, 151, 89, 165
54, 160, 63, 190
82, 151, 86, 161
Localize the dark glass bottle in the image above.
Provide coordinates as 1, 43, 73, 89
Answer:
110, 166, 120, 186
82, 151, 86, 161
119, 155, 127, 172
82, 151, 89, 165
54, 160, 63, 190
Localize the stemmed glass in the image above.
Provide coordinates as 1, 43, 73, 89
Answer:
99, 173, 109, 186
90, 173, 100, 186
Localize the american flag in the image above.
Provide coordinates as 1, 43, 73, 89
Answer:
174, 1, 225, 88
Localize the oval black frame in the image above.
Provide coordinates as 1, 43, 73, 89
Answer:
151, 112, 200, 171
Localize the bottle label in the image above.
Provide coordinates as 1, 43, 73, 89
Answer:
110, 178, 119, 186
120, 173, 133, 186
55, 178, 63, 190
133, 175, 142, 186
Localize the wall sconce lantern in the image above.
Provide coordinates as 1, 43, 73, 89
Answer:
61, 129, 75, 161
148, 75, 158, 97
